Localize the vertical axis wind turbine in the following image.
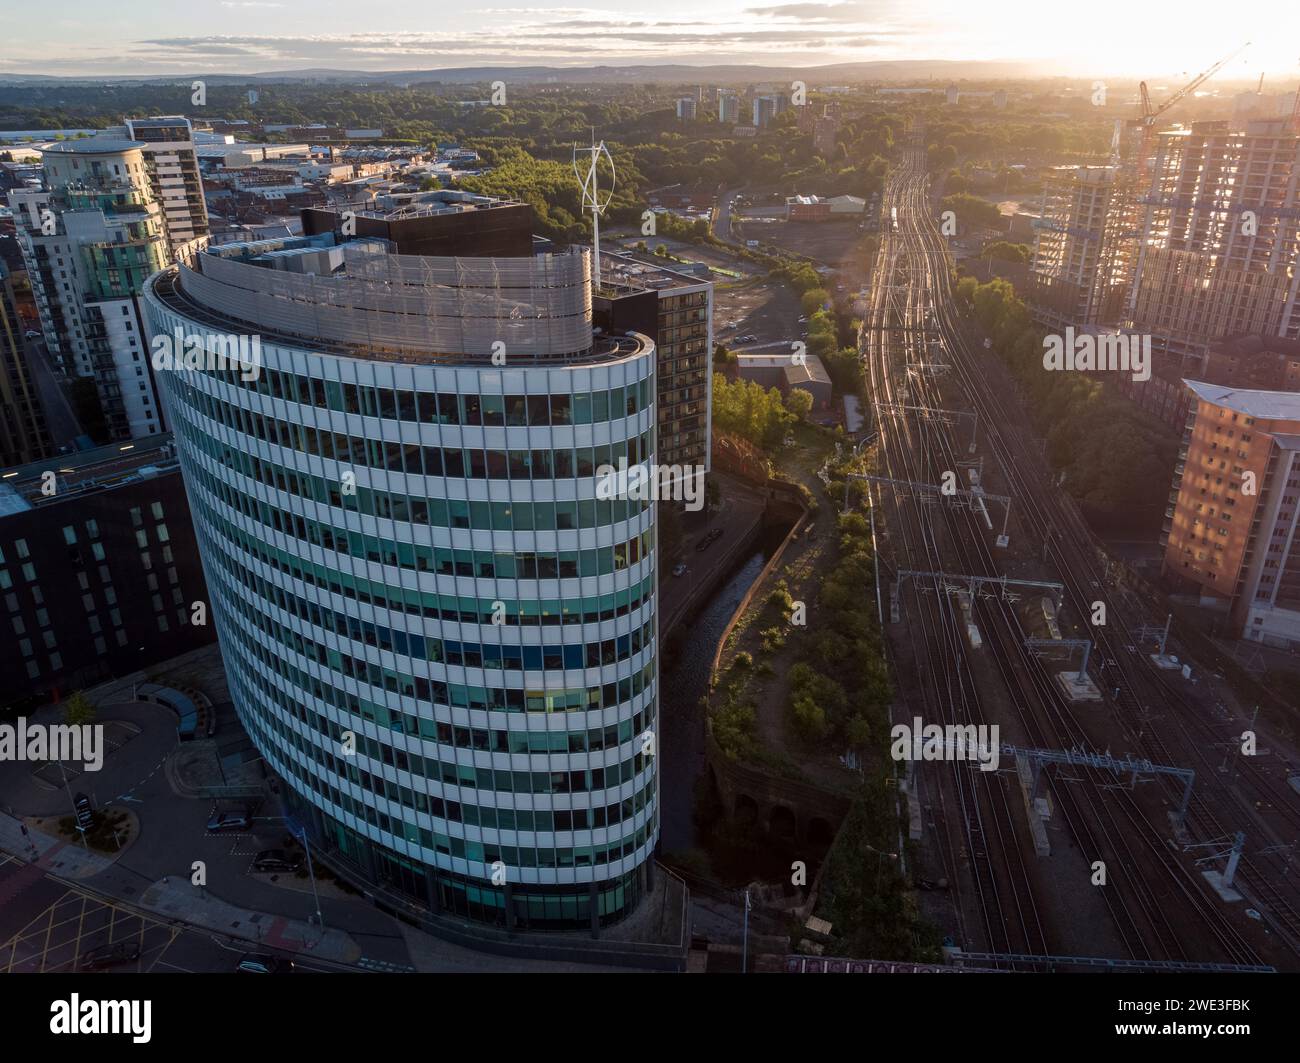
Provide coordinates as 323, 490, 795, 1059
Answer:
574, 135, 615, 292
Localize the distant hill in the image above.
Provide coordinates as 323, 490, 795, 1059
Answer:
0, 59, 1050, 88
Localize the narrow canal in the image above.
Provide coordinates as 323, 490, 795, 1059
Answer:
658, 520, 792, 856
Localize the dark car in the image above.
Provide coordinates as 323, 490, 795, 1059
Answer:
237, 953, 294, 974
695, 527, 725, 552
252, 849, 301, 873
207, 809, 252, 832
81, 941, 141, 971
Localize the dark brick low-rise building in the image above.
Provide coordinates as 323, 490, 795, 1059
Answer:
302, 191, 534, 258
1114, 334, 1300, 433
0, 434, 213, 705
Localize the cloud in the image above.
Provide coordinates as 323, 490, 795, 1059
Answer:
12, 9, 913, 75
745, 2, 888, 20
134, 26, 892, 63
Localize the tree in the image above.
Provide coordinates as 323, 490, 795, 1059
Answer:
801, 288, 830, 317
981, 240, 1031, 264
63, 691, 95, 727
784, 387, 814, 421
939, 192, 1004, 231
712, 373, 794, 450
954, 276, 1177, 529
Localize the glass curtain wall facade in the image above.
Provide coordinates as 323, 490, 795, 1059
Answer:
143, 246, 659, 931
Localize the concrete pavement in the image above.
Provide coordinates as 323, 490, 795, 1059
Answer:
0, 811, 363, 964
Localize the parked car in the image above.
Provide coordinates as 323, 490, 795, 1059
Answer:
236, 953, 294, 974
207, 809, 252, 833
252, 849, 301, 873
81, 941, 141, 971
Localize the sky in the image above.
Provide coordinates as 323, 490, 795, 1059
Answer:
0, 0, 1296, 79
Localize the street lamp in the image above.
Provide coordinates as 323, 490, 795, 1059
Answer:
294, 825, 325, 936
741, 887, 752, 974
864, 843, 898, 892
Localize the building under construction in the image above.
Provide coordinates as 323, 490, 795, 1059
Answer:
1127, 119, 1300, 367
1027, 164, 1130, 330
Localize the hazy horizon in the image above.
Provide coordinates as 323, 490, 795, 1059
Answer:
0, 0, 1294, 80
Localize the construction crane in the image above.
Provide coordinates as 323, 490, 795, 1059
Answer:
1134, 43, 1249, 180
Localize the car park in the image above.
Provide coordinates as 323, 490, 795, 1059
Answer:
207, 809, 252, 832
252, 849, 301, 873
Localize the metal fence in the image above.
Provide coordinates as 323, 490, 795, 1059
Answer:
175, 241, 595, 360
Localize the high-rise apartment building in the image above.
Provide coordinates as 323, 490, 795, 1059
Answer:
1163, 380, 1300, 647
142, 232, 661, 931
1128, 120, 1300, 365
0, 261, 50, 467
719, 93, 740, 124
118, 116, 210, 252
8, 137, 170, 441
596, 249, 713, 472
676, 98, 697, 121
752, 96, 778, 129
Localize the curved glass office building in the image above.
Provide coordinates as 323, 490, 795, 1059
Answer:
143, 234, 659, 930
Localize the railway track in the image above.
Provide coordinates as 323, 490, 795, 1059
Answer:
864, 136, 1046, 962
861, 125, 1285, 968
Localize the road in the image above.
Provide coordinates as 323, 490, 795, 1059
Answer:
0, 851, 267, 974
23, 338, 83, 450
712, 187, 744, 246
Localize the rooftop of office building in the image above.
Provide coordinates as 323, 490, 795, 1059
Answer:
41, 137, 146, 156
343, 188, 524, 221
123, 116, 196, 137
146, 231, 649, 367
0, 433, 178, 513
598, 248, 712, 294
